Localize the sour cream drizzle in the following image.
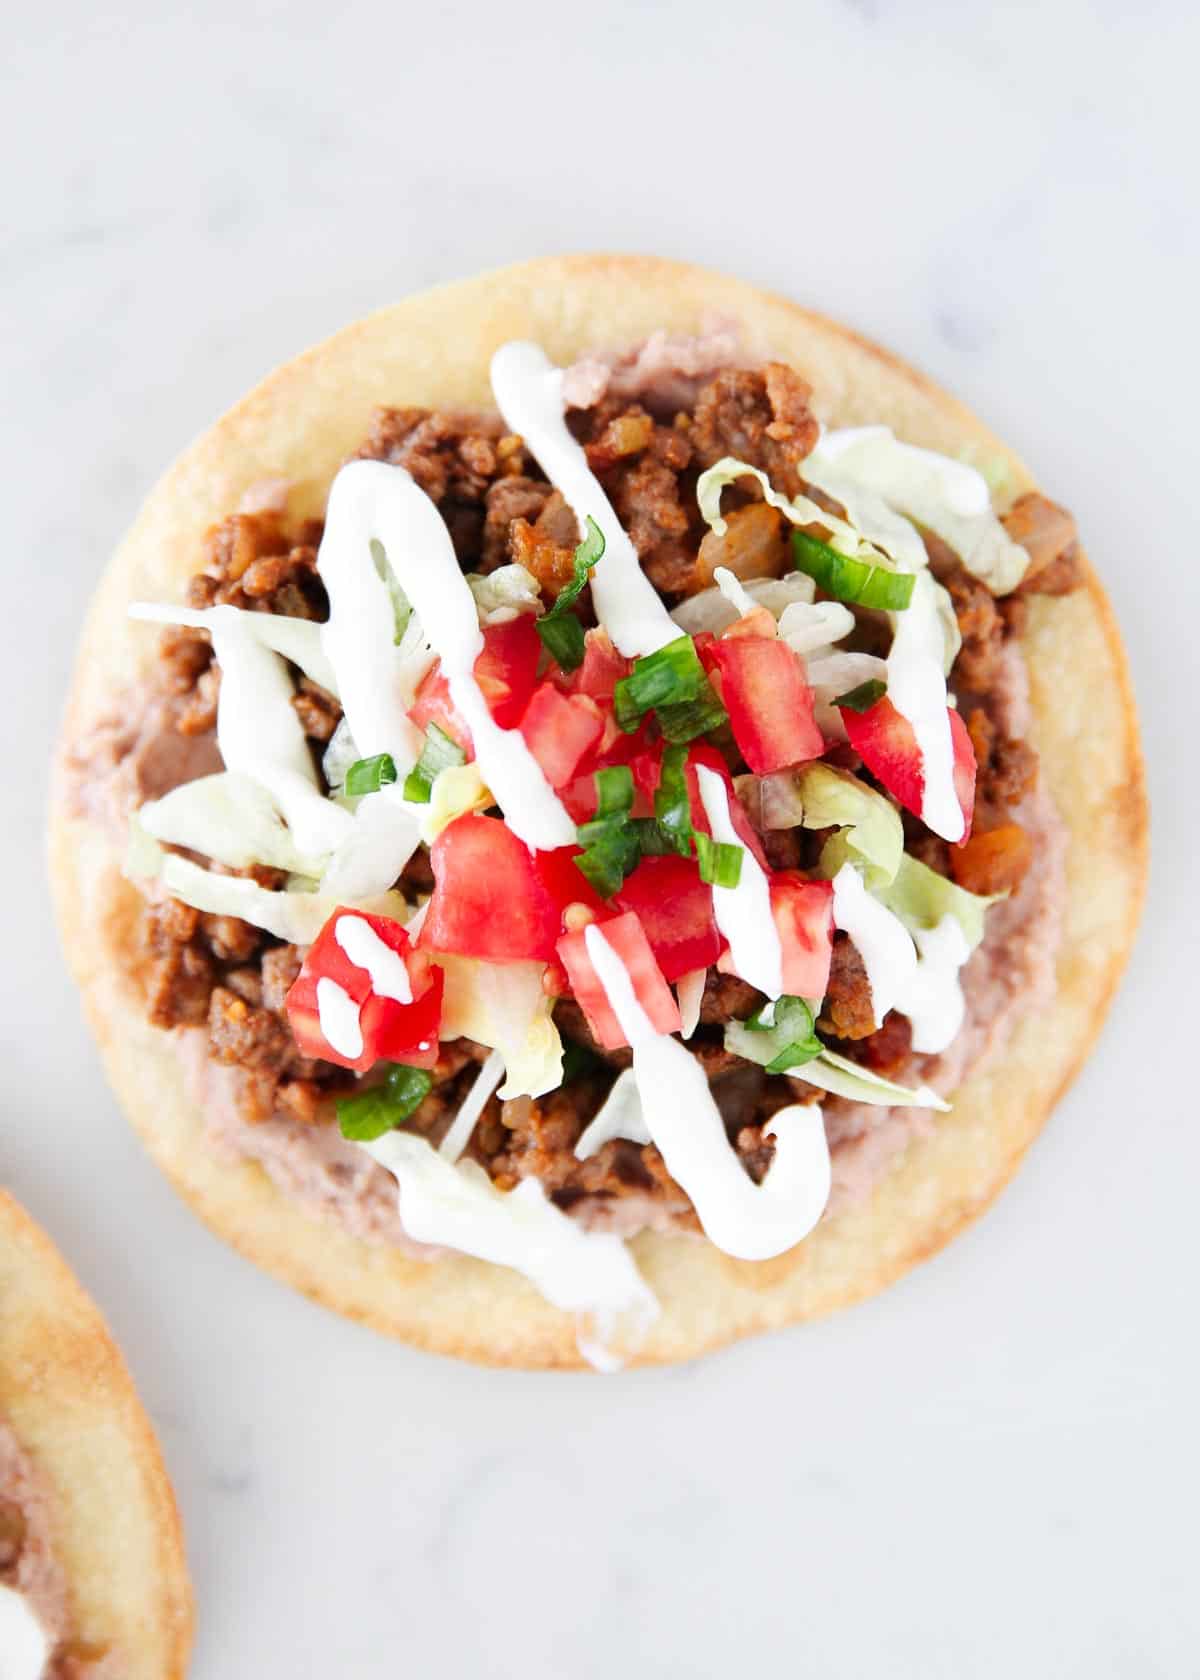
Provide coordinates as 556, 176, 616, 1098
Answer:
0, 1585, 47, 1680
903, 917, 971, 1053
831, 863, 917, 1024
489, 342, 678, 659
363, 1129, 659, 1369
831, 863, 970, 1054
583, 923, 830, 1259
334, 912, 412, 1002
0, 1579, 48, 1680
318, 461, 573, 852
204, 608, 353, 857
694, 766, 784, 1000
574, 1068, 650, 1160
316, 977, 362, 1061
886, 570, 964, 842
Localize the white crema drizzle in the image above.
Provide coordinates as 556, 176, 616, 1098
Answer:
334, 913, 412, 1002
315, 977, 363, 1060
583, 923, 830, 1260
206, 608, 353, 858
831, 863, 969, 1054
0, 1585, 49, 1680
318, 461, 574, 852
489, 341, 679, 659
694, 765, 784, 1000
362, 1128, 659, 1369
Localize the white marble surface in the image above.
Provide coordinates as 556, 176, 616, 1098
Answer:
3, 1, 1196, 1674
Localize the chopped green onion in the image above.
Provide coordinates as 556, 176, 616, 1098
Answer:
344, 753, 398, 797
535, 612, 586, 673
656, 687, 728, 745
653, 744, 693, 857
727, 996, 824, 1074
593, 765, 634, 821
575, 765, 640, 898
695, 832, 744, 889
613, 635, 707, 731
792, 529, 915, 611
336, 1063, 434, 1141
628, 818, 675, 856
536, 516, 605, 673
403, 723, 467, 804
574, 827, 641, 899
834, 678, 888, 714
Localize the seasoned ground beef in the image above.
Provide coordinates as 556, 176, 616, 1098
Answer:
132, 357, 1079, 1229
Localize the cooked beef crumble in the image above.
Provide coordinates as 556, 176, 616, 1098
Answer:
132, 361, 1081, 1226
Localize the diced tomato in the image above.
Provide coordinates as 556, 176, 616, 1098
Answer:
559, 773, 599, 825
559, 725, 660, 823
472, 614, 542, 728
702, 635, 823, 774
614, 856, 725, 983
419, 813, 565, 962
532, 847, 608, 922
841, 695, 976, 839
557, 910, 682, 1050
769, 875, 834, 998
684, 744, 770, 871
284, 908, 442, 1073
949, 706, 977, 839
568, 628, 630, 701
408, 615, 542, 754
518, 683, 605, 789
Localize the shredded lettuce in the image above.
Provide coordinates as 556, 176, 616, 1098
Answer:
467, 564, 544, 625
129, 601, 339, 695
805, 427, 1029, 594
420, 763, 492, 844
393, 609, 438, 712
319, 785, 422, 900
725, 997, 823, 1074
124, 817, 165, 882
437, 955, 564, 1100
153, 853, 408, 943
792, 1049, 949, 1110
370, 538, 413, 642
136, 773, 323, 876
777, 598, 856, 656
795, 764, 903, 888
696, 457, 884, 559
670, 573, 817, 638
321, 718, 361, 793
930, 575, 963, 675
873, 853, 998, 952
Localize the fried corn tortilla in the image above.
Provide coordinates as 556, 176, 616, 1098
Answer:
48, 255, 1147, 1366
0, 1191, 192, 1672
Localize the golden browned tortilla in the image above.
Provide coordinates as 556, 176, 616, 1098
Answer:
48, 255, 1147, 1367
0, 1191, 192, 1672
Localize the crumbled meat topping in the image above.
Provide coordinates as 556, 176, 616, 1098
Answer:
123, 353, 1079, 1234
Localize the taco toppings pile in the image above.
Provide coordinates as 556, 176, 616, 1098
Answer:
79, 328, 1083, 1365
